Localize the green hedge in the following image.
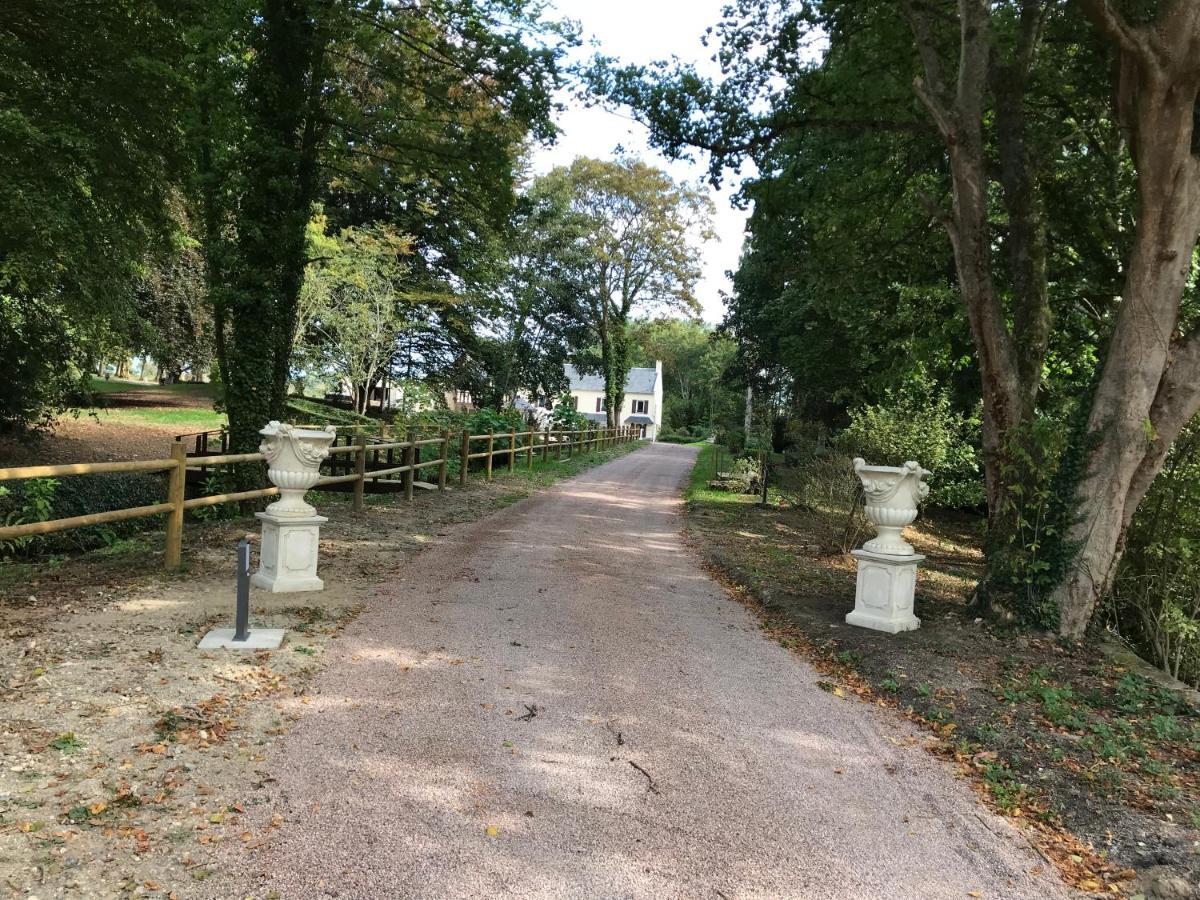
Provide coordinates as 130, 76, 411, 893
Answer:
0, 472, 167, 556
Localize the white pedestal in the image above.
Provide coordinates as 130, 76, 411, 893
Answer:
252, 511, 327, 593
847, 549, 923, 633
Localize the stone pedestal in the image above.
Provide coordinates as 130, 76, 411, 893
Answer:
252, 511, 327, 593
847, 549, 923, 634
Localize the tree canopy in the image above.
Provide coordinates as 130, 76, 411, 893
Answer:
595, 0, 1200, 637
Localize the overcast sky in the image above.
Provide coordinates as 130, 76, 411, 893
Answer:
529, 0, 748, 325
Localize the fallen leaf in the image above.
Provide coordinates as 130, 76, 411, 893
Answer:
485, 825, 498, 837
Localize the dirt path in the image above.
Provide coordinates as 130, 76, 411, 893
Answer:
225, 443, 1071, 899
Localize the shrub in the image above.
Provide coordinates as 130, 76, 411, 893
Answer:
0, 471, 166, 557
1111, 423, 1200, 686
838, 381, 984, 509
550, 395, 587, 431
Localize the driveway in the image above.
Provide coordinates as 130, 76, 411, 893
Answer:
229, 442, 1069, 899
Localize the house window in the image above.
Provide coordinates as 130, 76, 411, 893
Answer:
596, 397, 605, 412
570, 396, 578, 410
632, 399, 648, 414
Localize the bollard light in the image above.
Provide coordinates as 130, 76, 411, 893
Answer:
197, 536, 286, 651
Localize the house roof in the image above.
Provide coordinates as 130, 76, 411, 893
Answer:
580, 411, 608, 423
565, 364, 658, 395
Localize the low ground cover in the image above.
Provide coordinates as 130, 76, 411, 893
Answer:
685, 444, 1200, 898
0, 440, 640, 898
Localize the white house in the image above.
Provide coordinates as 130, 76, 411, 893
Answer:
564, 362, 663, 440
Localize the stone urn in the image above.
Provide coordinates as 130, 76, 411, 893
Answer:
853, 458, 931, 556
259, 421, 337, 518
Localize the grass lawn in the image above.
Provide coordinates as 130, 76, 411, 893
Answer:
87, 376, 216, 397
93, 407, 226, 430
684, 447, 1200, 897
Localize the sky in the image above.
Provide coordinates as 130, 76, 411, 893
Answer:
529, 0, 748, 325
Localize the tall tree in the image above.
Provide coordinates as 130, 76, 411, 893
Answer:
538, 158, 713, 425
0, 0, 188, 429
188, 0, 568, 455
597, 1, 1190, 635
463, 173, 596, 409
1052, 1, 1200, 636
298, 224, 414, 413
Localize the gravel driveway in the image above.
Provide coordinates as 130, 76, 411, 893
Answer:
229, 442, 1070, 899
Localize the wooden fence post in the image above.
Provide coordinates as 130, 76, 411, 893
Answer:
555, 429, 562, 461
164, 440, 187, 570
542, 426, 550, 463
353, 432, 367, 512
508, 427, 516, 473
404, 427, 416, 501
526, 426, 534, 469
486, 430, 494, 480
439, 428, 449, 492
459, 429, 470, 486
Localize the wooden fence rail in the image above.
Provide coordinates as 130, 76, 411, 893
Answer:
0, 424, 639, 570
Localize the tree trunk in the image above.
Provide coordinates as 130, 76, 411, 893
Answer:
217, 0, 330, 467
903, 0, 1047, 551
1054, 0, 1200, 637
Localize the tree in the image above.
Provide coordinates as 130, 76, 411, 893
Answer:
463, 174, 596, 409
0, 0, 188, 429
132, 230, 213, 383
627, 318, 738, 432
537, 158, 713, 426
597, 1, 1195, 635
298, 224, 414, 414
187, 0, 569, 456
1051, 1, 1200, 637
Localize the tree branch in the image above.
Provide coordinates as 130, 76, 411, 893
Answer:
1076, 0, 1155, 64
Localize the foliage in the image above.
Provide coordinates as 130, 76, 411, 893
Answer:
534, 158, 714, 425
0, 298, 92, 432
458, 177, 596, 409
0, 0, 189, 428
188, 0, 571, 457
627, 318, 740, 432
550, 396, 587, 431
839, 380, 984, 510
131, 219, 213, 382
595, 0, 1200, 640
285, 397, 376, 428
0, 473, 164, 557
297, 223, 416, 413
1112, 424, 1200, 686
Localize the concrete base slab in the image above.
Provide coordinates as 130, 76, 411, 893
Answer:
197, 628, 286, 650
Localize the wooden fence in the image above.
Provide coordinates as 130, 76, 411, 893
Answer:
0, 424, 638, 570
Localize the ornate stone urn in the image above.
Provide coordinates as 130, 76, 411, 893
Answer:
259, 421, 337, 517
853, 458, 931, 556
252, 421, 337, 593
846, 458, 931, 634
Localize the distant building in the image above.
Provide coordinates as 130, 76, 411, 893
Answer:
564, 362, 662, 441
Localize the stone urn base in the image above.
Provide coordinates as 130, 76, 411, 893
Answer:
847, 549, 923, 634
251, 510, 327, 593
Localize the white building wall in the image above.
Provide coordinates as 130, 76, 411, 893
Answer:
564, 361, 662, 441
